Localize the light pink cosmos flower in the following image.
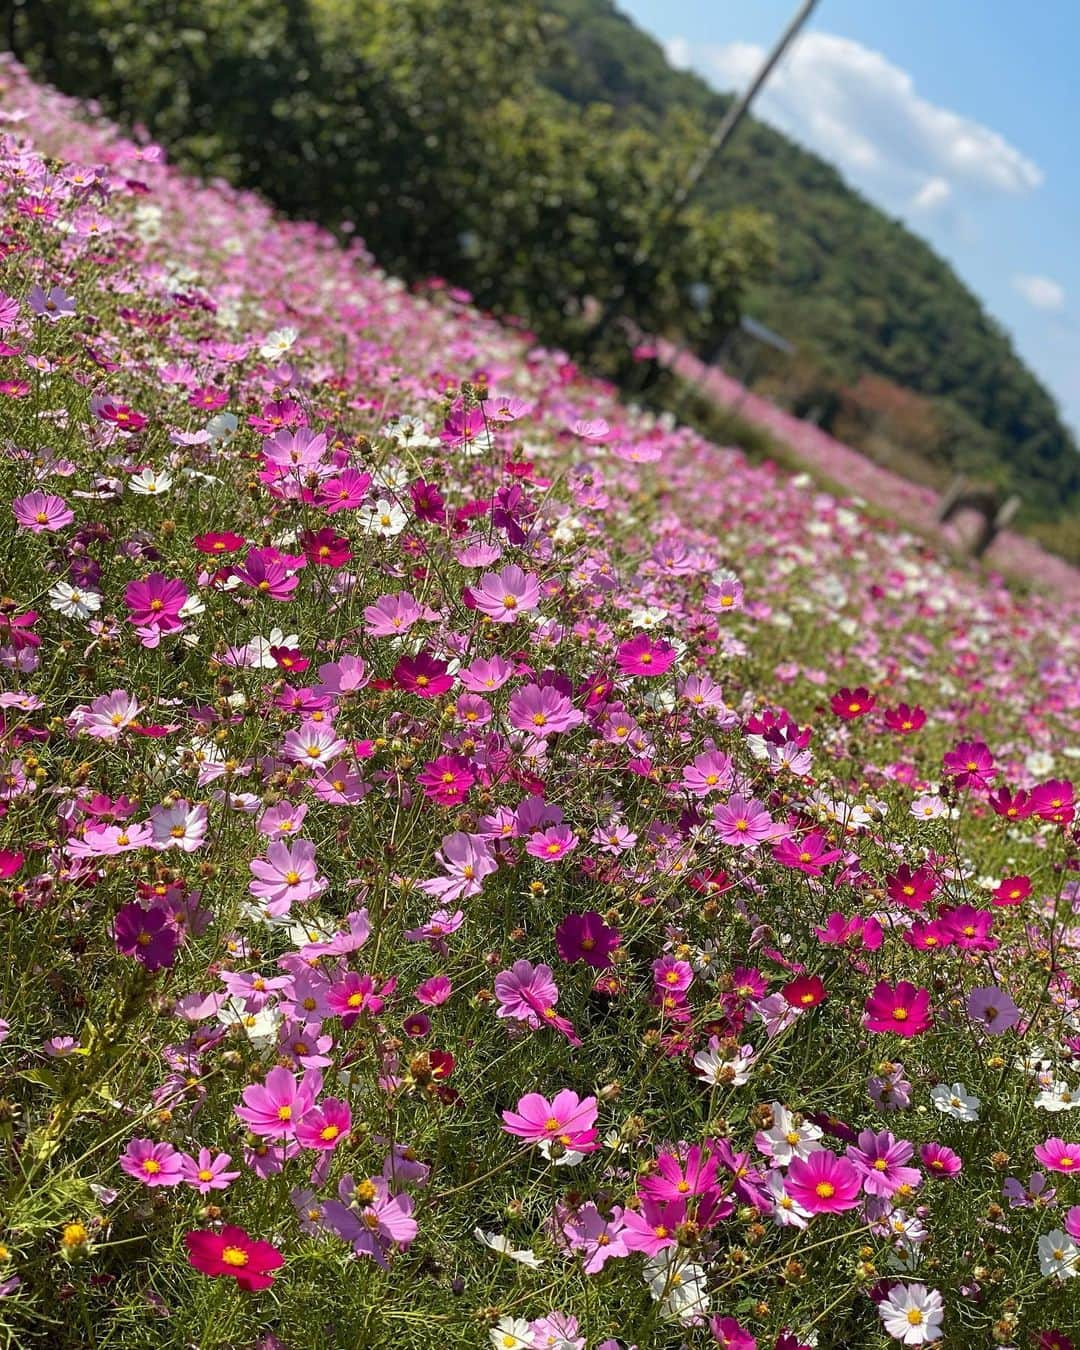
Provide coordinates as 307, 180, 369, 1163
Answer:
235, 1066, 321, 1140
70, 689, 141, 739
560, 1203, 628, 1273
508, 684, 584, 738
282, 723, 347, 766
417, 832, 497, 903
469, 564, 540, 623
149, 800, 208, 852
248, 839, 328, 915
458, 654, 514, 692
501, 1089, 599, 1150
681, 750, 734, 797
363, 591, 424, 637
12, 490, 74, 532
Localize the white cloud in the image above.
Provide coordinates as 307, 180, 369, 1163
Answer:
689, 32, 1042, 201
911, 177, 951, 211
1012, 274, 1065, 311
663, 35, 692, 71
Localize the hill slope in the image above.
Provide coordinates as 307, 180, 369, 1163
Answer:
543, 0, 1080, 520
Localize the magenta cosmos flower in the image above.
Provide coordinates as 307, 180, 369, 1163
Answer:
120, 1138, 183, 1187
186, 1226, 283, 1290
235, 1066, 320, 1140
615, 632, 677, 676
124, 573, 189, 632
468, 564, 541, 622
295, 1097, 351, 1151
555, 911, 621, 968
1034, 1138, 1080, 1174
501, 1089, 598, 1150
12, 490, 74, 533
393, 652, 454, 697
942, 739, 996, 790
863, 981, 932, 1037
113, 902, 179, 971
785, 1150, 862, 1214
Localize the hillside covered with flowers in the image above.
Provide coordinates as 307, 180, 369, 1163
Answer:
1, 56, 1079, 1350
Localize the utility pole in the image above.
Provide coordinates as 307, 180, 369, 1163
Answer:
584, 0, 821, 345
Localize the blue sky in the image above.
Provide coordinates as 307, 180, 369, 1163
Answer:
620, 0, 1080, 432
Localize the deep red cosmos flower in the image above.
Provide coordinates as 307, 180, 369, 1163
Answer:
185, 1226, 283, 1290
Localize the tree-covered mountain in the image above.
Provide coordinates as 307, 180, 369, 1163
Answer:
5, 0, 1078, 527
542, 0, 1080, 522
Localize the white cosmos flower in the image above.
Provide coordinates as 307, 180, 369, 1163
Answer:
473, 1229, 543, 1268
877, 1282, 944, 1344
644, 1250, 710, 1323
216, 998, 282, 1047
128, 467, 173, 495
259, 326, 298, 360
489, 1317, 534, 1349
1038, 1229, 1079, 1279
48, 581, 101, 619
357, 498, 409, 537
207, 412, 238, 444
930, 1082, 980, 1122
1035, 1081, 1080, 1112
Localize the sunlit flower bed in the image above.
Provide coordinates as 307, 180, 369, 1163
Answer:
1, 54, 1079, 1350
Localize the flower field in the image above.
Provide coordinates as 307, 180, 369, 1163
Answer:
2, 54, 1080, 1350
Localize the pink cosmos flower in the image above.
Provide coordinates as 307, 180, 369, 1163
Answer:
681, 749, 735, 796
615, 633, 677, 676
295, 1098, 351, 1151
468, 564, 540, 623
494, 960, 580, 1045
621, 1197, 683, 1255
149, 799, 208, 852
966, 985, 1021, 1034
508, 684, 584, 737
1034, 1138, 1080, 1174
417, 832, 497, 903
235, 1066, 320, 1140
773, 832, 844, 875
561, 1203, 628, 1273
364, 591, 424, 636
846, 1129, 922, 1198
415, 975, 452, 1006
180, 1148, 241, 1194
710, 1316, 756, 1350
417, 755, 475, 806
501, 1089, 599, 1150
785, 1151, 862, 1214
12, 491, 74, 533
120, 1138, 183, 1187
282, 724, 347, 767
125, 573, 189, 632
525, 825, 578, 861
232, 547, 300, 600
327, 972, 388, 1021
863, 981, 932, 1037
713, 794, 783, 847
458, 655, 514, 692
248, 839, 328, 915
404, 908, 465, 955
73, 689, 141, 739
919, 1142, 962, 1179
